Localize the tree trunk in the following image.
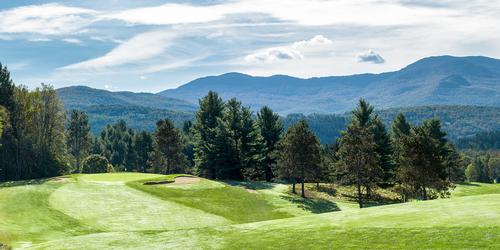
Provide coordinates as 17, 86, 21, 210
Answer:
357, 178, 363, 208
301, 177, 305, 198
292, 181, 296, 194
316, 182, 320, 190
422, 186, 427, 200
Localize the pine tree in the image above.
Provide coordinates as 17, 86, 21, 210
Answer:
67, 110, 91, 172
257, 106, 283, 181
397, 119, 452, 200
193, 91, 225, 179
337, 124, 381, 208
133, 131, 154, 173
372, 116, 394, 182
347, 99, 382, 197
154, 119, 187, 174
276, 120, 322, 198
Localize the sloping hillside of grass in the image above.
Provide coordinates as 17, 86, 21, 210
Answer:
1, 174, 499, 249
0, 173, 313, 249
28, 188, 500, 249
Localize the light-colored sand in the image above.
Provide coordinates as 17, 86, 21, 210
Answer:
173, 177, 200, 184
245, 188, 257, 194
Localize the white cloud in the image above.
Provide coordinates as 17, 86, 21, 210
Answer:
0, 3, 97, 35
245, 47, 303, 63
245, 35, 332, 63
28, 37, 52, 42
292, 35, 333, 49
139, 75, 147, 80
103, 3, 227, 25
59, 30, 174, 70
357, 50, 385, 64
62, 38, 82, 44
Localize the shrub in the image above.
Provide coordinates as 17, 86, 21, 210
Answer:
81, 154, 110, 174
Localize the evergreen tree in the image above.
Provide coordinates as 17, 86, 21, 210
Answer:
133, 131, 154, 173
193, 91, 225, 179
154, 119, 187, 174
372, 116, 393, 182
347, 99, 383, 197
391, 113, 411, 141
124, 130, 138, 171
276, 120, 322, 198
257, 106, 283, 181
239, 107, 265, 180
337, 124, 381, 208
100, 120, 134, 170
397, 119, 452, 200
67, 110, 91, 172
444, 143, 464, 182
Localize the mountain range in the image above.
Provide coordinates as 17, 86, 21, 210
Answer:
160, 55, 500, 114
56, 55, 500, 141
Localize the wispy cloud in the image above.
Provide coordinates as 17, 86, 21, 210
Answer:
0, 3, 97, 35
62, 38, 83, 45
59, 30, 174, 70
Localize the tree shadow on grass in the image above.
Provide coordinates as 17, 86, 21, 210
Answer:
457, 182, 480, 186
0, 178, 52, 188
224, 180, 276, 190
281, 195, 340, 214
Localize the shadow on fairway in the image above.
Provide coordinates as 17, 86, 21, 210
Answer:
458, 182, 480, 186
224, 180, 276, 190
0, 178, 52, 188
281, 195, 340, 213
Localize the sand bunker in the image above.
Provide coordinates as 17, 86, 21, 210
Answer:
51, 176, 71, 183
173, 176, 200, 184
245, 188, 257, 194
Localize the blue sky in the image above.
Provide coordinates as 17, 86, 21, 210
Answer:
1, 0, 500, 92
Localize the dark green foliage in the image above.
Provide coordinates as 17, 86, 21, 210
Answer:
337, 100, 383, 208
193, 91, 225, 179
378, 105, 500, 141
372, 117, 394, 182
152, 119, 187, 174
396, 119, 452, 200
257, 106, 283, 181
461, 152, 500, 183
79, 104, 194, 135
0, 81, 69, 181
282, 113, 346, 144
337, 124, 381, 208
133, 131, 153, 172
276, 120, 323, 198
67, 110, 91, 172
99, 120, 135, 171
457, 130, 500, 150
81, 154, 110, 173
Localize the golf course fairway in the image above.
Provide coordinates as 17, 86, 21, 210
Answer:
0, 173, 499, 249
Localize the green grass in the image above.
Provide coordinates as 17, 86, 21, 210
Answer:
127, 176, 309, 223
1, 173, 499, 249
452, 182, 500, 197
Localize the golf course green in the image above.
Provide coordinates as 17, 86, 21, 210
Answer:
0, 173, 499, 249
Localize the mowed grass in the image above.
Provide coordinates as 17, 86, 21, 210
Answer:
28, 192, 500, 249
127, 176, 309, 223
0, 173, 499, 249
